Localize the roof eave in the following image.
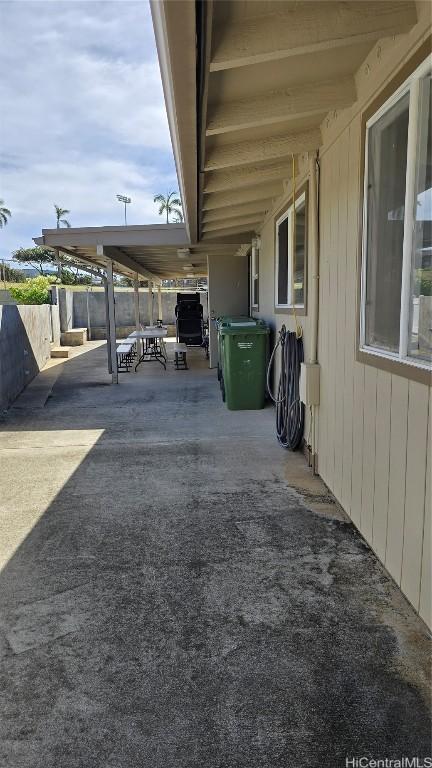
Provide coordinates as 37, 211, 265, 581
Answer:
150, 0, 198, 244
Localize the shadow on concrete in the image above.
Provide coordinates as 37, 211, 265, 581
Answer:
0, 344, 430, 768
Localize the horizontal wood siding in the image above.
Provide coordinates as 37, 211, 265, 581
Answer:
253, 21, 432, 628
318, 115, 431, 626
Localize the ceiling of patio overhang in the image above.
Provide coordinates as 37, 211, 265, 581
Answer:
194, 0, 418, 240
34, 223, 249, 282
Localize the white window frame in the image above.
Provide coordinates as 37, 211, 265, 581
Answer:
275, 191, 306, 310
360, 56, 431, 371
250, 241, 259, 310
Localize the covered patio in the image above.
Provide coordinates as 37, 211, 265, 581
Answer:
0, 341, 430, 767
34, 222, 250, 382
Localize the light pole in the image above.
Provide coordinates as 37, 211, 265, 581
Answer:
116, 194, 131, 226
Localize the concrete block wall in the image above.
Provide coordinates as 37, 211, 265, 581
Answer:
50, 304, 61, 346
0, 290, 18, 305
0, 304, 54, 410
58, 289, 208, 338
58, 288, 74, 333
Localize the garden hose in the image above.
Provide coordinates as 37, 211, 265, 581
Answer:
267, 324, 305, 451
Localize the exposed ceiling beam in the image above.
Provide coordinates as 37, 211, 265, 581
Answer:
203, 214, 263, 233
202, 199, 273, 224
205, 127, 321, 171
202, 223, 258, 238
203, 182, 283, 211
210, 1, 417, 71
234, 244, 251, 259
204, 162, 291, 194
38, 244, 108, 279
206, 76, 355, 135
191, 243, 247, 253
103, 246, 162, 285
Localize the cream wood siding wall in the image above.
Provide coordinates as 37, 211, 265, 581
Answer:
318, 117, 431, 629
207, 252, 249, 368
253, 156, 315, 444
252, 10, 431, 627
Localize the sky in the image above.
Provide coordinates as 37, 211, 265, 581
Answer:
0, 0, 178, 262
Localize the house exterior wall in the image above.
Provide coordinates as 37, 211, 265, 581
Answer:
253, 154, 315, 445
207, 253, 249, 368
253, 12, 431, 627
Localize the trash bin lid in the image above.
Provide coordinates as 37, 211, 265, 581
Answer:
216, 315, 253, 327
220, 319, 269, 335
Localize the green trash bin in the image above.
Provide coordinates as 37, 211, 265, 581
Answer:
216, 316, 254, 388
220, 319, 269, 410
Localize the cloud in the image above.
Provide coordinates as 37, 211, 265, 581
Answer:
0, 0, 179, 259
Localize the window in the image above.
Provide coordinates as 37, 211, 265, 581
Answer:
361, 56, 432, 368
251, 240, 259, 309
275, 190, 307, 309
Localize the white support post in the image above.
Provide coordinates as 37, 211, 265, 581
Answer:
134, 275, 141, 365
148, 282, 154, 326
157, 285, 163, 323
106, 258, 118, 384
103, 280, 112, 374
86, 288, 92, 341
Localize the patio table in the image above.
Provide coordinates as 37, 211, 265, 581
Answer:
129, 328, 168, 370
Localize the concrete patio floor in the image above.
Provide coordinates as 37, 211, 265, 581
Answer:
0, 341, 430, 768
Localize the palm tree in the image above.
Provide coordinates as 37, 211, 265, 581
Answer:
54, 205, 71, 280
0, 200, 11, 228
54, 204, 71, 228
153, 192, 183, 224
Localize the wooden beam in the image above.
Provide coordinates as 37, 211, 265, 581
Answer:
204, 162, 291, 194
103, 245, 162, 285
41, 245, 107, 278
206, 77, 355, 135
202, 199, 273, 224
210, 1, 417, 71
203, 182, 283, 211
205, 128, 321, 171
203, 214, 263, 233
202, 223, 258, 239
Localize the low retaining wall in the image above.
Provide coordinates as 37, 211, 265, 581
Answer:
58, 289, 208, 336
0, 290, 18, 305
0, 304, 55, 410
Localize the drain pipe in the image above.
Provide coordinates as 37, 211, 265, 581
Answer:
309, 152, 320, 365
308, 152, 320, 472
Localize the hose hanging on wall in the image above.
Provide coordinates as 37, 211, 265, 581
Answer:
267, 325, 305, 450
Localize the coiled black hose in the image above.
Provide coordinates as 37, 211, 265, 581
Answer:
267, 325, 305, 451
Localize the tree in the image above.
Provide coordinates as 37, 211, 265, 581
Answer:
12, 246, 58, 276
60, 268, 92, 285
53, 205, 71, 279
0, 200, 11, 228
54, 204, 71, 228
153, 191, 183, 224
1, 264, 25, 283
